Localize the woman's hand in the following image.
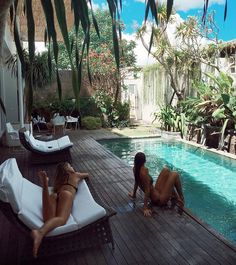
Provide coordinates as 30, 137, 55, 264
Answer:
143, 208, 152, 217
77, 172, 89, 180
37, 171, 47, 178
128, 192, 136, 199
37, 171, 48, 187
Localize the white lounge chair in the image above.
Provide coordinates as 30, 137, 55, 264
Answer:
19, 128, 73, 164
5, 122, 21, 147
65, 116, 80, 130
0, 158, 116, 261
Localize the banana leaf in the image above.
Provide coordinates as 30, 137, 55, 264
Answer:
219, 118, 229, 150
167, 0, 174, 22
212, 108, 226, 119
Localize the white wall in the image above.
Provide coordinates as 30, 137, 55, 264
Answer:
122, 64, 172, 124
122, 70, 143, 122
2, 63, 19, 122
0, 23, 19, 137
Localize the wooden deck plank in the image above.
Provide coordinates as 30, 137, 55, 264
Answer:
0, 130, 236, 265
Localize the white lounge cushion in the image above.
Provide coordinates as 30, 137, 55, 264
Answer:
72, 180, 106, 229
66, 116, 78, 122
0, 158, 23, 213
24, 131, 72, 152
57, 136, 73, 149
18, 178, 79, 237
0, 158, 106, 237
44, 140, 60, 152
6, 122, 17, 133
52, 115, 65, 126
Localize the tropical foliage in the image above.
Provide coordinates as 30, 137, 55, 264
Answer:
93, 90, 130, 128
137, 5, 221, 103
0, 0, 229, 115
156, 72, 236, 149
81, 116, 102, 130
57, 9, 136, 103
0, 0, 165, 115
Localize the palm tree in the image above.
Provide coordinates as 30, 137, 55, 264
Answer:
0, 0, 225, 114
5, 50, 55, 122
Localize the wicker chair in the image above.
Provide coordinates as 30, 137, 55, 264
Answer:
0, 158, 116, 262
18, 128, 73, 164
0, 190, 116, 262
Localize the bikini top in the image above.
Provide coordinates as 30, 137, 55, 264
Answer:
61, 175, 78, 192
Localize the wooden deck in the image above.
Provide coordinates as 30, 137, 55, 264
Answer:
0, 129, 236, 265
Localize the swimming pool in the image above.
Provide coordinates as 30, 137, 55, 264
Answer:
99, 138, 236, 245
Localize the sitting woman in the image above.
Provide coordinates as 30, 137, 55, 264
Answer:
31, 162, 89, 258
128, 152, 184, 217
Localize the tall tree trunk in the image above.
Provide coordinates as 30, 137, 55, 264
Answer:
0, 0, 14, 61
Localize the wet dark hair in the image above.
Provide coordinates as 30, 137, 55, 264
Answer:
53, 162, 70, 192
134, 152, 146, 183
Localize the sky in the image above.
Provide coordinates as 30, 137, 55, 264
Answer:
92, 0, 236, 65
93, 0, 236, 41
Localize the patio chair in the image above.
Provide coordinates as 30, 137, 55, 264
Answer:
18, 128, 73, 164
65, 115, 80, 130
0, 158, 116, 262
32, 115, 48, 132
5, 122, 21, 147
51, 114, 66, 135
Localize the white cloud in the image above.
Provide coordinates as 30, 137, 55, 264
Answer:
122, 12, 211, 67
123, 32, 156, 66
91, 1, 107, 11
173, 0, 225, 12
134, 0, 225, 12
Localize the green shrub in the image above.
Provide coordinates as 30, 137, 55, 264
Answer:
82, 116, 102, 130
93, 90, 130, 128
115, 101, 130, 121
80, 97, 101, 117
49, 99, 75, 116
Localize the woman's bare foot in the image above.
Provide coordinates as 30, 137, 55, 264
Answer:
38, 171, 49, 188
31, 229, 43, 258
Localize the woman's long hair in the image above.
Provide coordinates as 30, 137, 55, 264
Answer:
134, 152, 146, 183
53, 162, 70, 192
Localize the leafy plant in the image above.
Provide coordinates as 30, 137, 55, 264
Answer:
153, 105, 180, 132
82, 116, 102, 130
79, 97, 101, 118
0, 0, 164, 118
93, 90, 130, 128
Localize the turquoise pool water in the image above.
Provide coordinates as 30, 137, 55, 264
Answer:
99, 138, 236, 245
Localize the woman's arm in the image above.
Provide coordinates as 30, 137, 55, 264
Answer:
76, 172, 89, 180
142, 168, 152, 217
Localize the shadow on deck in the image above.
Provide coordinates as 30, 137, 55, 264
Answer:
0, 129, 236, 265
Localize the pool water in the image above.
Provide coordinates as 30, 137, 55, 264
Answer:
99, 138, 236, 245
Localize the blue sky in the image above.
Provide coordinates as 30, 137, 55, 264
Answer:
93, 0, 236, 41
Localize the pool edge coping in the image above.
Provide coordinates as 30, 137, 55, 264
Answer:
97, 136, 236, 251
182, 207, 236, 252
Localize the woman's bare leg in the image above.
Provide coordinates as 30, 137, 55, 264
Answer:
159, 171, 184, 205
154, 166, 170, 191
38, 171, 56, 221
173, 171, 184, 206
31, 190, 73, 258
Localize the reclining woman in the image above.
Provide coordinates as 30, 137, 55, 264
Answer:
128, 152, 184, 217
31, 162, 89, 258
